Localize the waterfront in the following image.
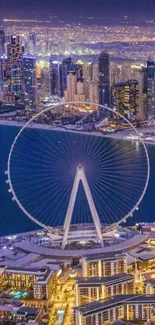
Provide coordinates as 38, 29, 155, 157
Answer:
0, 124, 155, 237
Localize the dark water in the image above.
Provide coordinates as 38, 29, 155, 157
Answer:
0, 124, 155, 236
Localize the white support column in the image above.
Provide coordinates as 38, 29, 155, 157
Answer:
62, 164, 103, 249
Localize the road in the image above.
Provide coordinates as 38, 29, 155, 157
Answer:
48, 272, 75, 325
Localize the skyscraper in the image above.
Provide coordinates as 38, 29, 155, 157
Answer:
112, 80, 139, 118
11, 61, 22, 95
59, 62, 67, 97
147, 58, 155, 117
22, 54, 37, 108
29, 32, 37, 47
7, 36, 24, 63
59, 57, 77, 97
50, 59, 59, 96
0, 55, 8, 85
41, 67, 51, 98
98, 51, 110, 106
64, 73, 76, 102
0, 30, 5, 56
6, 36, 24, 94
89, 82, 99, 107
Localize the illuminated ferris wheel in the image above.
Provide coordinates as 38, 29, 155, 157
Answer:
6, 102, 150, 248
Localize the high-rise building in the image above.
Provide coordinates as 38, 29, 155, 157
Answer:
7, 35, 24, 63
6, 36, 24, 94
112, 80, 139, 118
82, 62, 93, 101
59, 57, 77, 97
22, 54, 37, 108
0, 55, 9, 85
11, 61, 22, 95
98, 51, 110, 106
50, 59, 59, 96
74, 80, 85, 102
82, 62, 93, 82
64, 73, 76, 102
29, 32, 37, 47
41, 67, 51, 98
147, 58, 155, 117
59, 62, 67, 97
89, 81, 99, 107
110, 62, 147, 118
0, 30, 5, 56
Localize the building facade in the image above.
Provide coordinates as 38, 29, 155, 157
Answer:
22, 54, 37, 107
76, 273, 135, 306
50, 59, 59, 96
0, 266, 58, 301
112, 80, 139, 118
81, 253, 127, 277
0, 29, 5, 56
72, 295, 155, 325
147, 62, 155, 118
98, 51, 110, 106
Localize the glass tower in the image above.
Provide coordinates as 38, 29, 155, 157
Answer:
98, 51, 110, 106
22, 54, 37, 108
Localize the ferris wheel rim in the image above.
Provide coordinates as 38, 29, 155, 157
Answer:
7, 101, 150, 231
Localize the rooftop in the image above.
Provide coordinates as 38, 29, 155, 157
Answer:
74, 295, 155, 316
17, 306, 39, 316
76, 273, 134, 287
83, 251, 127, 262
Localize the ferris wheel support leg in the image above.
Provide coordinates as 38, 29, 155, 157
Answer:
62, 168, 80, 249
62, 165, 104, 249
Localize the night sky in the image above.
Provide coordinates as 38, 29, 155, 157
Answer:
0, 0, 155, 19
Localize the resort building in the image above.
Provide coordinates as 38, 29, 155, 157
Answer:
0, 266, 59, 300
81, 252, 127, 277
72, 294, 155, 325
75, 273, 135, 306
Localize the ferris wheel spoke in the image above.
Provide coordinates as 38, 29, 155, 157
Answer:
7, 102, 150, 234
92, 180, 135, 222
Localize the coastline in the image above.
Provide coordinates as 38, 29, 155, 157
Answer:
0, 118, 155, 145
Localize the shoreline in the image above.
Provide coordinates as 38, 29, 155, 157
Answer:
0, 118, 155, 146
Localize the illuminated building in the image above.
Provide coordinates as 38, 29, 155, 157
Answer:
59, 57, 78, 97
112, 80, 139, 118
89, 81, 98, 107
81, 253, 127, 278
50, 59, 59, 96
75, 273, 134, 306
29, 32, 37, 47
142, 67, 148, 119
0, 266, 58, 301
72, 294, 155, 325
0, 55, 9, 85
145, 279, 155, 295
11, 61, 22, 95
147, 59, 155, 117
22, 54, 37, 108
82, 62, 93, 81
59, 62, 67, 97
64, 72, 76, 102
0, 29, 5, 56
82, 62, 93, 101
41, 67, 51, 98
0, 304, 39, 323
98, 51, 110, 106
75, 80, 85, 102
7, 35, 24, 63
59, 57, 73, 97
5, 36, 24, 96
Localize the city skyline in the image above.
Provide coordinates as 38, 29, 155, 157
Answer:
1, 2, 155, 324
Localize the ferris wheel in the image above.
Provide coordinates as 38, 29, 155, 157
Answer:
6, 102, 150, 248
